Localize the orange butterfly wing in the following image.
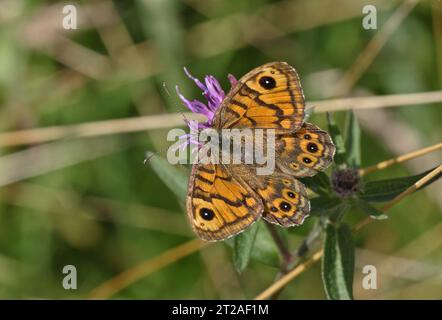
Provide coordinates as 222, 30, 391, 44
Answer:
185, 62, 336, 241
212, 61, 305, 132
258, 174, 310, 227
276, 122, 336, 177
230, 167, 310, 227
186, 163, 264, 241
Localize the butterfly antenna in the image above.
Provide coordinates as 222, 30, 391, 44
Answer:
162, 82, 172, 97
163, 82, 183, 110
181, 112, 188, 122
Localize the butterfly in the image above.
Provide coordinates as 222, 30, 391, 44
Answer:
186, 62, 336, 241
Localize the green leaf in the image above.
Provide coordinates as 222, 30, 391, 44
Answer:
322, 223, 355, 300
327, 113, 346, 166
251, 223, 282, 267
233, 221, 260, 273
310, 196, 347, 218
300, 172, 331, 196
352, 197, 387, 220
146, 151, 188, 202
344, 111, 361, 167
226, 221, 281, 268
360, 167, 441, 202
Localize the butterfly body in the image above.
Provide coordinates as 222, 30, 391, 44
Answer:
186, 62, 336, 241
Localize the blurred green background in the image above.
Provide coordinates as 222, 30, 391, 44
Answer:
0, 0, 441, 299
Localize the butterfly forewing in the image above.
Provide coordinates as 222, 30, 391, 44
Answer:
213, 62, 305, 133
186, 163, 264, 241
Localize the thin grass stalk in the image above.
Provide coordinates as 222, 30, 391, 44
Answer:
254, 165, 442, 300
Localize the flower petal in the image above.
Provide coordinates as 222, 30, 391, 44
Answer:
176, 68, 239, 150
184, 67, 207, 92
176, 86, 212, 117
228, 74, 238, 87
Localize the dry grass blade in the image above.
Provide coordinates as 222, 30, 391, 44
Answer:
1, 91, 441, 148
434, 1, 442, 86
17, 0, 398, 81
353, 165, 442, 232
4, 182, 190, 236
88, 239, 207, 299
359, 142, 442, 176
254, 165, 442, 300
179, 0, 398, 61
255, 250, 323, 300
333, 0, 420, 96
0, 113, 203, 147
0, 138, 128, 187
312, 91, 442, 113
355, 223, 442, 298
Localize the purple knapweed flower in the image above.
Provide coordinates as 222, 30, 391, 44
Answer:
176, 68, 237, 150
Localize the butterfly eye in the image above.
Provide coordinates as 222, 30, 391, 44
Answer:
287, 191, 295, 198
270, 206, 278, 212
279, 201, 292, 212
307, 142, 318, 153
304, 134, 311, 140
303, 157, 312, 164
259, 76, 276, 90
200, 208, 215, 220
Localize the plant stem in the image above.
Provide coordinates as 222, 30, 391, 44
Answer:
265, 223, 292, 268
255, 250, 324, 300
88, 239, 207, 299
1, 92, 442, 148
269, 220, 324, 299
359, 142, 442, 176
255, 165, 442, 300
353, 164, 442, 232
332, 0, 420, 96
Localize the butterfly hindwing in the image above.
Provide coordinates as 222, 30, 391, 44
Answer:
213, 61, 305, 133
276, 122, 336, 177
231, 166, 310, 227
186, 163, 263, 241
258, 174, 310, 227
